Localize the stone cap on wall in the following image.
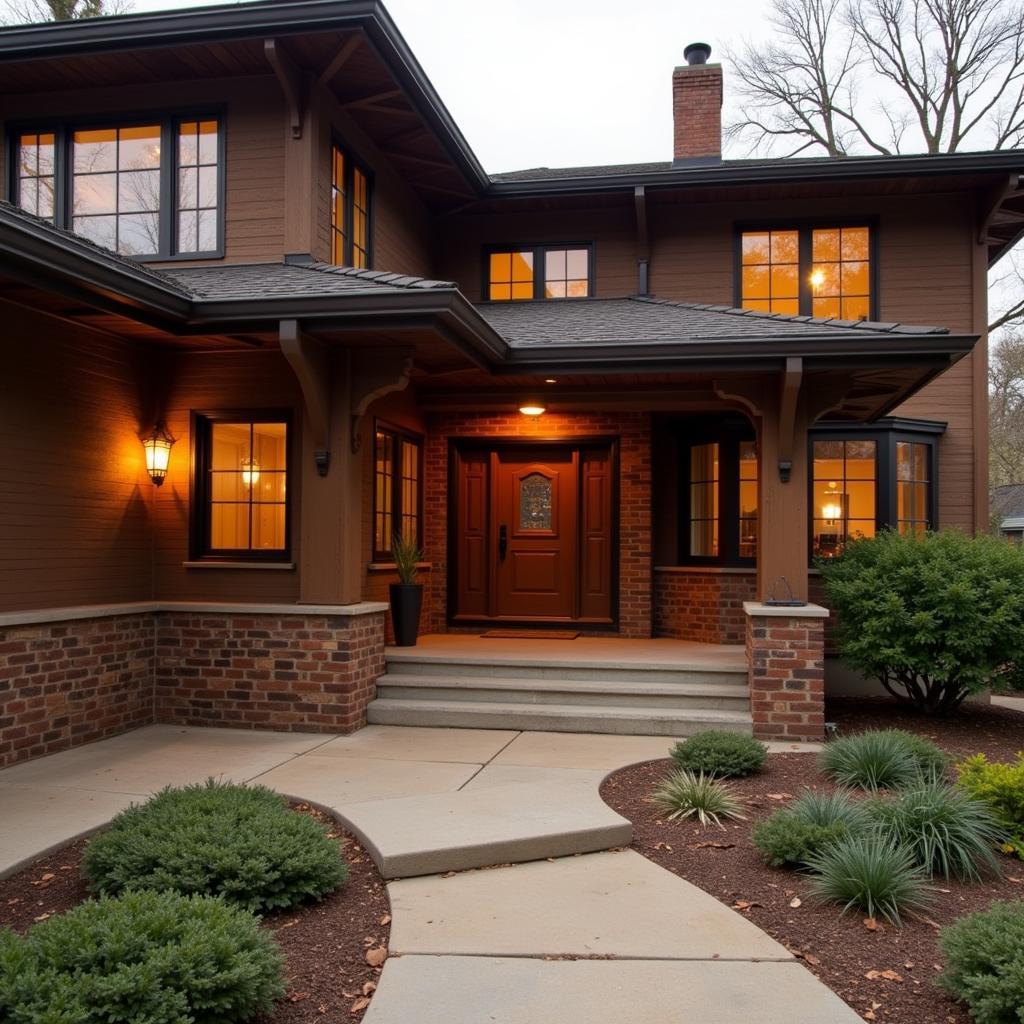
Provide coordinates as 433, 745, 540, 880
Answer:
743, 601, 829, 619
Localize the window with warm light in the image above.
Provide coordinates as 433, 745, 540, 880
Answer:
739, 225, 873, 320
14, 116, 222, 257
192, 414, 290, 561
689, 443, 720, 557
486, 244, 592, 300
331, 143, 372, 268
374, 423, 422, 559
812, 439, 877, 558
896, 441, 931, 536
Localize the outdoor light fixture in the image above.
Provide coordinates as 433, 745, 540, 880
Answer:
141, 424, 175, 486
519, 402, 546, 416
241, 458, 261, 488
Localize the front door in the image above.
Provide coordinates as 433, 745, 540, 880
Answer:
451, 441, 615, 625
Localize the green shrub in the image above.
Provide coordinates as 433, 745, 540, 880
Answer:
652, 770, 746, 828
818, 529, 1024, 714
818, 730, 922, 790
669, 731, 767, 778
957, 753, 1024, 860
83, 780, 348, 912
0, 890, 284, 1024
753, 811, 848, 867
865, 778, 1003, 881
806, 836, 930, 925
889, 730, 951, 778
789, 788, 871, 830
938, 900, 1024, 1024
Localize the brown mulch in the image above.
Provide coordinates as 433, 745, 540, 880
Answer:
600, 698, 1024, 1024
0, 803, 390, 1023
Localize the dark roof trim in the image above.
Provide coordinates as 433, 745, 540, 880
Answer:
813, 415, 948, 434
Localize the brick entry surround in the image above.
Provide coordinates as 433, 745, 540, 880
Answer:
0, 602, 386, 768
654, 568, 756, 644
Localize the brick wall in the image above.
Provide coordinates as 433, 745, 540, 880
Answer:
672, 63, 723, 161
154, 610, 386, 733
0, 613, 154, 769
654, 569, 755, 643
422, 411, 653, 637
745, 607, 826, 742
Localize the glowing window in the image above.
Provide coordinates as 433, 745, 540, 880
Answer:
811, 227, 870, 320
896, 441, 931, 536
812, 440, 877, 558
738, 440, 759, 559
331, 143, 372, 268
177, 120, 220, 254
374, 424, 422, 558
740, 230, 799, 315
487, 245, 591, 300
15, 133, 56, 221
689, 443, 720, 557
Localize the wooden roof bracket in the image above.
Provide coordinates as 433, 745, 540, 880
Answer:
280, 320, 331, 476
265, 38, 305, 139
349, 348, 414, 453
777, 356, 802, 483
634, 185, 650, 295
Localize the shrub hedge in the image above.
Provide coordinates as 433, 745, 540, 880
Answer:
957, 753, 1024, 860
669, 731, 767, 778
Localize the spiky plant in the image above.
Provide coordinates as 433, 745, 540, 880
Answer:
789, 789, 871, 831
818, 730, 921, 791
391, 531, 422, 585
651, 769, 746, 828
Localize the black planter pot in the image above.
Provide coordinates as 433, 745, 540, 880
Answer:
389, 583, 423, 647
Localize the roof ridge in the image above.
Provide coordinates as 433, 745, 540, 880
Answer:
628, 294, 948, 336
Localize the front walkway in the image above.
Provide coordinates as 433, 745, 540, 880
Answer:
0, 725, 858, 1024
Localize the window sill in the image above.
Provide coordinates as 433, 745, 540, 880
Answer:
368, 561, 433, 572
182, 561, 296, 571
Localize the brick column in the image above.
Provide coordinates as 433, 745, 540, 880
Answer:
744, 601, 828, 742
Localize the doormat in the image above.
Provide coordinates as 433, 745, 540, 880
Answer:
480, 630, 579, 640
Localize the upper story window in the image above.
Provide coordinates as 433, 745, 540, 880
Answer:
12, 116, 222, 259
486, 244, 592, 301
191, 412, 290, 562
331, 143, 371, 268
739, 225, 873, 320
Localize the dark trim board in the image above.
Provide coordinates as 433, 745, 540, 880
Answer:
445, 435, 621, 631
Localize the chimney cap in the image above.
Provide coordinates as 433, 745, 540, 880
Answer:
683, 42, 712, 65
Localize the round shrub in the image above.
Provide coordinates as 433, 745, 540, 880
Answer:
806, 835, 930, 925
670, 730, 767, 778
652, 769, 746, 828
818, 529, 1024, 714
83, 780, 348, 912
865, 778, 1003, 881
956, 752, 1024, 860
818, 730, 923, 790
938, 900, 1024, 1024
789, 788, 871, 830
0, 890, 284, 1024
753, 811, 848, 867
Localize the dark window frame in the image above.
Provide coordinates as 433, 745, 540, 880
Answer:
190, 409, 293, 564
6, 107, 226, 261
330, 138, 374, 269
372, 420, 424, 561
733, 218, 880, 320
808, 418, 943, 562
481, 242, 596, 301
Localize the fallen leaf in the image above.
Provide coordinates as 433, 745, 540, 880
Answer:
789, 897, 802, 908
865, 969, 903, 982
1008, 876, 1023, 884
732, 900, 761, 910
39, 873, 54, 882
287, 992, 309, 1003
362, 981, 377, 996
864, 917, 878, 931
653, 841, 674, 851
365, 946, 387, 968
863, 1012, 876, 1021
33, 913, 50, 922
766, 793, 793, 800
691, 841, 735, 850
379, 914, 391, 926
350, 997, 371, 1013
803, 953, 821, 966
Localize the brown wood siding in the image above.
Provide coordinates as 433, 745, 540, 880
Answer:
313, 85, 435, 274
152, 349, 303, 603
0, 300, 152, 611
0, 76, 286, 265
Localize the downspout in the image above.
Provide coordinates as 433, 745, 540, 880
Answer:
634, 185, 650, 295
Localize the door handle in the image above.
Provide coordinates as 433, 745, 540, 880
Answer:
499, 524, 508, 560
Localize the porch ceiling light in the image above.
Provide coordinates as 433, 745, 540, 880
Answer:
519, 401, 546, 416
141, 424, 175, 486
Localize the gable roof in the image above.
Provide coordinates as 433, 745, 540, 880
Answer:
994, 483, 1024, 522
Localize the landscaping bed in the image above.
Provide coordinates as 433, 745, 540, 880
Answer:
600, 700, 1024, 1024
0, 801, 390, 1023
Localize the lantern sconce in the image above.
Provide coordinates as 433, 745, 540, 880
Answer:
141, 424, 175, 487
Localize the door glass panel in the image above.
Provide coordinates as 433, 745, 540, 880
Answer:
519, 472, 553, 531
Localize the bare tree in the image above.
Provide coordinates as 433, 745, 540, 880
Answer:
989, 331, 1024, 494
1, 0, 131, 24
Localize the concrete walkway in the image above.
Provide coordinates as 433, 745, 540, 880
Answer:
0, 724, 858, 1023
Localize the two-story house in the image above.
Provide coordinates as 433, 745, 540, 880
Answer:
1, 0, 1021, 766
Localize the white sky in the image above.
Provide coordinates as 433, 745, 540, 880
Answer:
127, 0, 769, 173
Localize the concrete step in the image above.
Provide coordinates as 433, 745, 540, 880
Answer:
375, 673, 751, 712
367, 697, 753, 736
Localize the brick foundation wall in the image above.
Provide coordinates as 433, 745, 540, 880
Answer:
0, 613, 154, 769
154, 610, 386, 733
654, 569, 755, 643
423, 411, 653, 637
745, 606, 826, 742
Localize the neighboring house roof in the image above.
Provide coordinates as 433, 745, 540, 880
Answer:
993, 483, 1024, 523
1003, 518, 1024, 532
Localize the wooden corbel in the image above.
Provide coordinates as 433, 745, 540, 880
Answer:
777, 357, 803, 483
350, 348, 414, 453
264, 39, 305, 139
279, 320, 331, 476
713, 378, 767, 418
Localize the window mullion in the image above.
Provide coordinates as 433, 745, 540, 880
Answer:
798, 228, 813, 316
161, 120, 174, 257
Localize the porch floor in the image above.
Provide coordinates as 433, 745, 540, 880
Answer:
385, 634, 747, 672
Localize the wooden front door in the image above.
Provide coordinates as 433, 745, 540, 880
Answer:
451, 441, 615, 625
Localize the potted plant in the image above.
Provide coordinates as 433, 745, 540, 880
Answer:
389, 531, 424, 647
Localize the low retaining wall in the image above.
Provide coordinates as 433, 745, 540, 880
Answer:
0, 601, 387, 768
654, 568, 756, 644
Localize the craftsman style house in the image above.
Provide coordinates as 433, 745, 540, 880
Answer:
1, 0, 1021, 766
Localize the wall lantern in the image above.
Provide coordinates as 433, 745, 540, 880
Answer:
141, 424, 175, 486
519, 402, 546, 417
241, 458, 261, 488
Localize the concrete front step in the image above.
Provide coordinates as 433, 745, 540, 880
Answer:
375, 673, 751, 712
367, 697, 753, 736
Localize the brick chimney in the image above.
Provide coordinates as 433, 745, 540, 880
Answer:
672, 42, 722, 164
